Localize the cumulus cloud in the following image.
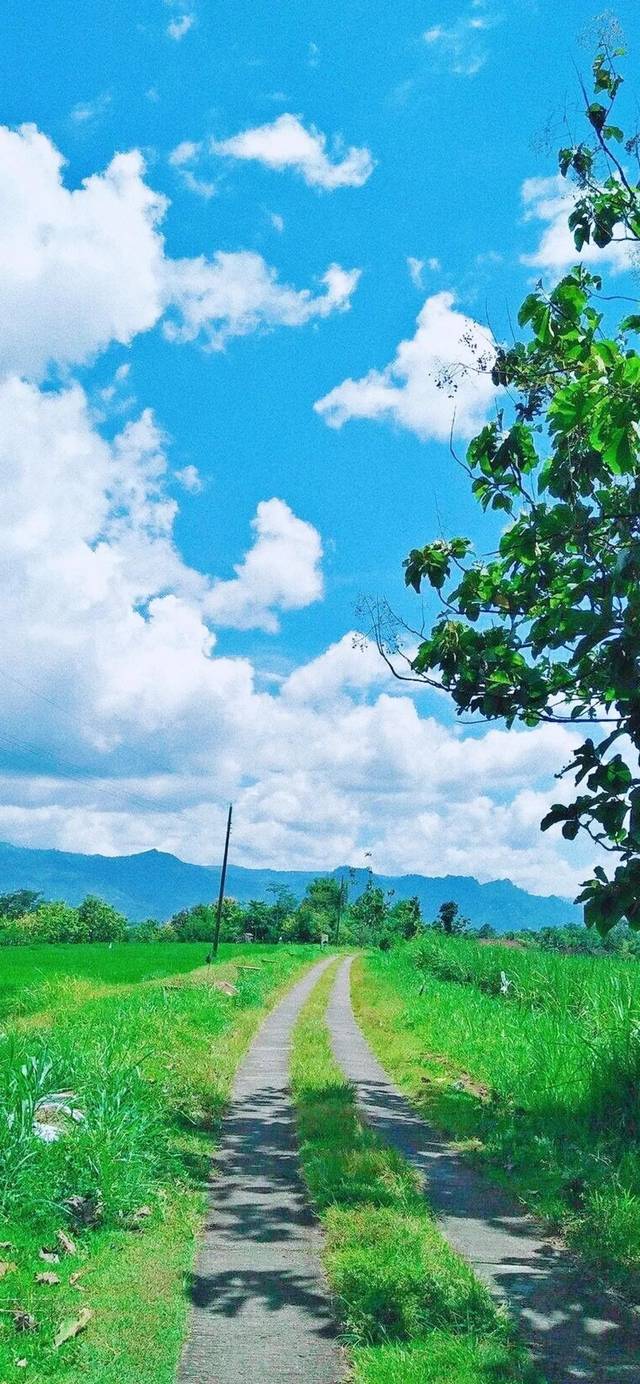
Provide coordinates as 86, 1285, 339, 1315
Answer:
521, 175, 637, 274
205, 499, 323, 632
0, 370, 591, 896
165, 254, 360, 349
315, 291, 496, 440
0, 124, 359, 378
212, 113, 374, 190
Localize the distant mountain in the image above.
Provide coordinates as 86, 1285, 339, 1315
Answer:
0, 840, 580, 931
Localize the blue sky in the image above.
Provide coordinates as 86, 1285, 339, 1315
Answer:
0, 0, 637, 893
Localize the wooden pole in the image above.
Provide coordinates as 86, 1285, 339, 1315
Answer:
212, 803, 233, 959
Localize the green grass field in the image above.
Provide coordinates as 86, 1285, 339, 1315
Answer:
0, 941, 317, 1382
291, 963, 541, 1384
353, 936, 640, 1304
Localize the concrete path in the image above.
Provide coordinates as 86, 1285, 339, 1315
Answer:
179, 958, 344, 1384
327, 956, 640, 1384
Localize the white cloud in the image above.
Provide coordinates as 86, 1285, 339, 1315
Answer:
0, 372, 592, 898
407, 256, 424, 288
269, 211, 285, 233
315, 291, 496, 441
167, 13, 194, 40
169, 139, 200, 166
174, 464, 202, 492
71, 92, 111, 124
521, 174, 637, 274
424, 4, 501, 75
0, 124, 358, 378
212, 113, 374, 190
0, 126, 167, 378
205, 499, 323, 632
165, 254, 360, 350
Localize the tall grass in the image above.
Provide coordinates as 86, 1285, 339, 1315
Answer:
0, 942, 317, 1381
354, 938, 640, 1304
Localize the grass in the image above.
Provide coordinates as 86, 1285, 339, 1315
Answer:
291, 962, 542, 1384
353, 936, 640, 1305
0, 941, 318, 1381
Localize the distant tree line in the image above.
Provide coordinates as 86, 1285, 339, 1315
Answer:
1, 884, 639, 958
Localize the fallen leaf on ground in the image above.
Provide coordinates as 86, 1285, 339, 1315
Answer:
12, 1311, 37, 1333
69, 1268, 93, 1289
53, 1307, 92, 1349
56, 1231, 77, 1256
0, 1262, 17, 1278
212, 980, 237, 995
35, 1272, 60, 1286
63, 1196, 101, 1228
0, 1242, 14, 1250
15, 1359, 27, 1368
126, 1205, 152, 1230
38, 1249, 60, 1264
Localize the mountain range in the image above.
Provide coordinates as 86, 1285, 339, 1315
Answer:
0, 840, 580, 931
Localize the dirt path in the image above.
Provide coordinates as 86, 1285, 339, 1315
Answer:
178, 957, 343, 1384
327, 955, 640, 1384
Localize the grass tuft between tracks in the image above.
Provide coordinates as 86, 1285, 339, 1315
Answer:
291, 962, 542, 1384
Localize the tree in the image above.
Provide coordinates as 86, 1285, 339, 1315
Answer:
77, 895, 127, 942
286, 877, 340, 943
0, 889, 42, 919
347, 883, 389, 946
433, 900, 469, 936
169, 903, 215, 942
388, 894, 422, 939
381, 43, 640, 934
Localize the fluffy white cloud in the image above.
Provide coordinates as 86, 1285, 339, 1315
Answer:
521, 175, 637, 274
0, 370, 592, 897
0, 123, 358, 378
315, 291, 496, 440
205, 499, 323, 632
165, 254, 360, 349
0, 126, 167, 378
212, 113, 374, 190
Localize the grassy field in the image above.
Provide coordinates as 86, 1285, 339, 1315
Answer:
353, 936, 640, 1304
0, 941, 318, 1382
291, 962, 542, 1384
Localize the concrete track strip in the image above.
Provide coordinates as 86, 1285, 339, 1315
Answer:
179, 958, 344, 1384
327, 955, 640, 1384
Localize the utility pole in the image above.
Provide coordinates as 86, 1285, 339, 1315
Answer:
211, 803, 233, 960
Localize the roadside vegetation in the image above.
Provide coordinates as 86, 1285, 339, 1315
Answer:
291, 964, 542, 1384
353, 936, 640, 1305
0, 942, 317, 1382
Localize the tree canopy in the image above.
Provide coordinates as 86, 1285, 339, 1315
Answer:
388, 44, 640, 933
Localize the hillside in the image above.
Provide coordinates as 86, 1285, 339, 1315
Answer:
0, 841, 580, 930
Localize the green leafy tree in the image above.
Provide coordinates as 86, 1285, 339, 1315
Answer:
77, 895, 128, 942
18, 900, 82, 942
0, 889, 42, 919
388, 44, 640, 934
169, 903, 215, 942
347, 883, 389, 946
388, 894, 422, 939
433, 900, 469, 936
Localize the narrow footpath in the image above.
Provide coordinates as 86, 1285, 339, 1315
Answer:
327, 956, 640, 1384
179, 957, 343, 1384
